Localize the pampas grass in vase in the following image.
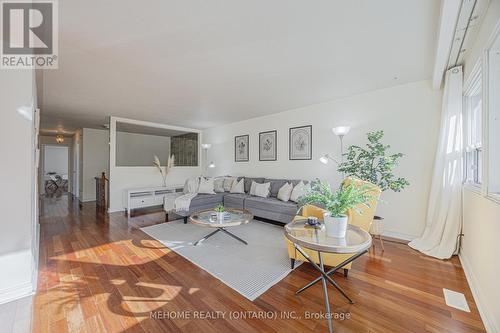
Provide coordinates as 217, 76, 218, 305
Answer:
153, 154, 175, 187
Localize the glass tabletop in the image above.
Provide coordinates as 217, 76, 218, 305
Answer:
190, 209, 253, 227
284, 218, 372, 253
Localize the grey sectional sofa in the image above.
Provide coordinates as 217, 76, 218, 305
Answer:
171, 177, 308, 224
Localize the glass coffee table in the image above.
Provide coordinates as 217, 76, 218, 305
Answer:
284, 218, 372, 333
189, 209, 253, 246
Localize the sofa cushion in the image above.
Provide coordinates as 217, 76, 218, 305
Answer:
190, 193, 224, 208
223, 193, 250, 209
230, 178, 245, 193
265, 179, 305, 197
244, 196, 298, 216
223, 177, 237, 192
277, 182, 293, 202
243, 177, 265, 193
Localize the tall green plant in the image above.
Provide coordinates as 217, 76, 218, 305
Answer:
337, 131, 409, 192
298, 181, 372, 217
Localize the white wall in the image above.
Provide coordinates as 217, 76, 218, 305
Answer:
0, 69, 36, 303
44, 146, 69, 175
461, 190, 500, 332
204, 80, 441, 239
460, 1, 500, 332
116, 131, 171, 166
108, 117, 202, 212
81, 128, 109, 202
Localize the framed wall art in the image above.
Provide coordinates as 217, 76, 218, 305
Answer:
289, 125, 312, 160
259, 130, 277, 161
234, 134, 249, 162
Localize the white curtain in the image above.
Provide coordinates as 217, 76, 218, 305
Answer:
409, 67, 463, 259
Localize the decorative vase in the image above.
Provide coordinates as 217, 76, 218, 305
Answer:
370, 215, 384, 235
216, 212, 226, 221
323, 212, 348, 238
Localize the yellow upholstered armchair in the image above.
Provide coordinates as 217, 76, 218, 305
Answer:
285, 177, 381, 277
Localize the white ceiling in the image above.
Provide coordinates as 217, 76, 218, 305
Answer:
39, 0, 440, 133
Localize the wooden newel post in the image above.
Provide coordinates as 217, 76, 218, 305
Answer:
95, 172, 109, 210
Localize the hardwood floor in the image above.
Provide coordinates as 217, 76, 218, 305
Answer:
33, 194, 485, 333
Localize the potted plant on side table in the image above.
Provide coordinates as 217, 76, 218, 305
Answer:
337, 131, 409, 248
298, 181, 373, 238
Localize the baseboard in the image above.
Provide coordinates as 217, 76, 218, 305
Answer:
0, 282, 34, 305
459, 253, 498, 333
382, 230, 416, 242
108, 207, 125, 214
0, 250, 34, 305
80, 198, 96, 203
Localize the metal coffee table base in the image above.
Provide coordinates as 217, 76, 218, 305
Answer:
194, 227, 247, 246
293, 245, 368, 333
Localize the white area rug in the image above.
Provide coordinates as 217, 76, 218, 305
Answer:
141, 219, 300, 301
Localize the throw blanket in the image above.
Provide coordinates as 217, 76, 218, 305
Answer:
164, 192, 197, 212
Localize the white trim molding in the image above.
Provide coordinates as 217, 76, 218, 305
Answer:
382, 230, 416, 242
0, 250, 34, 305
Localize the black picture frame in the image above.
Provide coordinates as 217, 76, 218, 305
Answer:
234, 134, 249, 162
289, 125, 312, 160
259, 130, 277, 161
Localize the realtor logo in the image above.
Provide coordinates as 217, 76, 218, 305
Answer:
1, 0, 58, 69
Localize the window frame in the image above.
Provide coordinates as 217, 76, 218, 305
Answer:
484, 21, 500, 203
462, 61, 483, 191
462, 19, 500, 205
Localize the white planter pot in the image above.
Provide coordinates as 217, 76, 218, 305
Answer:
323, 213, 348, 238
370, 216, 384, 235
216, 212, 225, 221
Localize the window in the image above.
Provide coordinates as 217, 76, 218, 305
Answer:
463, 69, 482, 185
487, 32, 500, 196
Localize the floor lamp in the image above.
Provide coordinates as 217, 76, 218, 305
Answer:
319, 126, 351, 178
201, 143, 215, 175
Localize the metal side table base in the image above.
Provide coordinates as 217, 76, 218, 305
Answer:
318, 250, 333, 333
295, 248, 368, 300
286, 219, 372, 333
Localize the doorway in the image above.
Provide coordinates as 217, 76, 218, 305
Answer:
41, 145, 70, 197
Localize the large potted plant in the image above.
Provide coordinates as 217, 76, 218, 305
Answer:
298, 181, 372, 238
337, 130, 409, 234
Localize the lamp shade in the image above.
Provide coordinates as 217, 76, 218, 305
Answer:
201, 143, 212, 149
319, 155, 329, 164
332, 126, 351, 136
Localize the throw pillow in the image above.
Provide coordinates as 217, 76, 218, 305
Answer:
277, 182, 293, 202
290, 181, 311, 202
183, 177, 200, 194
223, 177, 237, 192
249, 181, 257, 195
198, 177, 216, 194
253, 182, 270, 198
214, 178, 225, 193
230, 178, 245, 194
